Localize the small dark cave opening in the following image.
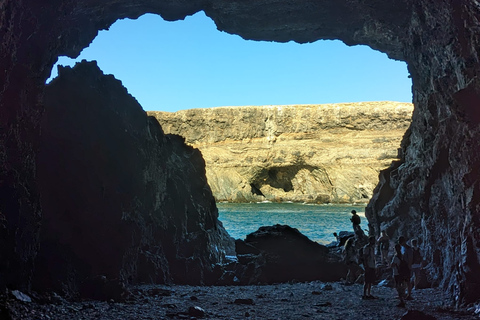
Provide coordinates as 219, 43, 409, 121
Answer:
250, 183, 264, 196
250, 165, 321, 196
267, 167, 294, 192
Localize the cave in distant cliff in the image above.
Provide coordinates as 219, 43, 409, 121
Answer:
250, 166, 296, 194
252, 166, 324, 195
250, 183, 265, 196
266, 167, 294, 192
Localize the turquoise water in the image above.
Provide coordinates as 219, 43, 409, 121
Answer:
217, 202, 366, 245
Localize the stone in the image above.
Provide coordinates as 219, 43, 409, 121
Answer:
188, 306, 206, 318
235, 225, 346, 284
10, 290, 31, 303
337, 231, 355, 247
148, 102, 412, 204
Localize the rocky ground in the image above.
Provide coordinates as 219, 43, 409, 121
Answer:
2, 282, 479, 320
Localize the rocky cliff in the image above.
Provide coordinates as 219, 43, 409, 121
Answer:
149, 102, 413, 204
1, 0, 480, 307
34, 61, 234, 295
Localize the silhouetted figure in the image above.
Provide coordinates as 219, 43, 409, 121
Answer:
391, 244, 407, 307
377, 230, 390, 265
332, 232, 340, 246
350, 210, 367, 245
343, 238, 358, 285
362, 236, 377, 299
411, 239, 423, 289
398, 236, 414, 300
350, 210, 361, 233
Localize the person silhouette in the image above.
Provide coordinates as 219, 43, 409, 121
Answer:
362, 236, 377, 300
343, 238, 358, 285
350, 210, 361, 234
377, 230, 390, 265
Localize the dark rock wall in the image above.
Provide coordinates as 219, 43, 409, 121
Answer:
366, 2, 480, 305
35, 61, 232, 294
1, 0, 479, 305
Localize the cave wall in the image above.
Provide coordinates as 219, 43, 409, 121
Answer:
365, 2, 480, 305
1, 0, 480, 305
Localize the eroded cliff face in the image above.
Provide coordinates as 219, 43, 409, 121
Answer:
1, 0, 480, 306
149, 102, 412, 204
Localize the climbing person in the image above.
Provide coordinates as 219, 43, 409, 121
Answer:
333, 232, 340, 246
391, 244, 408, 307
411, 239, 423, 289
377, 230, 390, 266
398, 236, 414, 300
343, 237, 358, 285
362, 236, 377, 300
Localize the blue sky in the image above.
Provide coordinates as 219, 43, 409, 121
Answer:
49, 11, 412, 112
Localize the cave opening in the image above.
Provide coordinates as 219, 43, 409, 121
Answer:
47, 10, 413, 241
48, 11, 412, 112
3, 0, 479, 307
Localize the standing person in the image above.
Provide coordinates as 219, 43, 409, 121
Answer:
350, 210, 361, 235
362, 236, 377, 299
411, 239, 423, 289
391, 244, 407, 307
377, 230, 390, 265
343, 238, 358, 285
398, 236, 414, 300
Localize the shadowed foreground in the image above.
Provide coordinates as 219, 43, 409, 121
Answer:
2, 282, 477, 320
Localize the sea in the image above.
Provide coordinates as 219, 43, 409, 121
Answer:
217, 202, 366, 245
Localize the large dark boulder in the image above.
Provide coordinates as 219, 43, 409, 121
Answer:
33, 61, 233, 295
235, 225, 346, 284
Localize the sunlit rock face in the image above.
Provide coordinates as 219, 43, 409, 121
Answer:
34, 61, 233, 293
0, 0, 479, 305
149, 103, 412, 204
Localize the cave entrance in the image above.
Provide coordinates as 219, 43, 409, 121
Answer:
48, 11, 413, 242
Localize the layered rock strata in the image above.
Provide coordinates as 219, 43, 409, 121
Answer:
34, 61, 233, 295
1, 0, 480, 306
149, 102, 412, 204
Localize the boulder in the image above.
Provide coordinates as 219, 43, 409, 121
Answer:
32, 61, 233, 295
234, 225, 346, 284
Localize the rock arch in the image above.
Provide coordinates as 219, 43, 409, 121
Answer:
1, 0, 479, 305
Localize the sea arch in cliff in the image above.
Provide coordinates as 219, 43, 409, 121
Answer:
1, 0, 480, 305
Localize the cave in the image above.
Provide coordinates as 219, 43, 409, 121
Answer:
1, 0, 480, 307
